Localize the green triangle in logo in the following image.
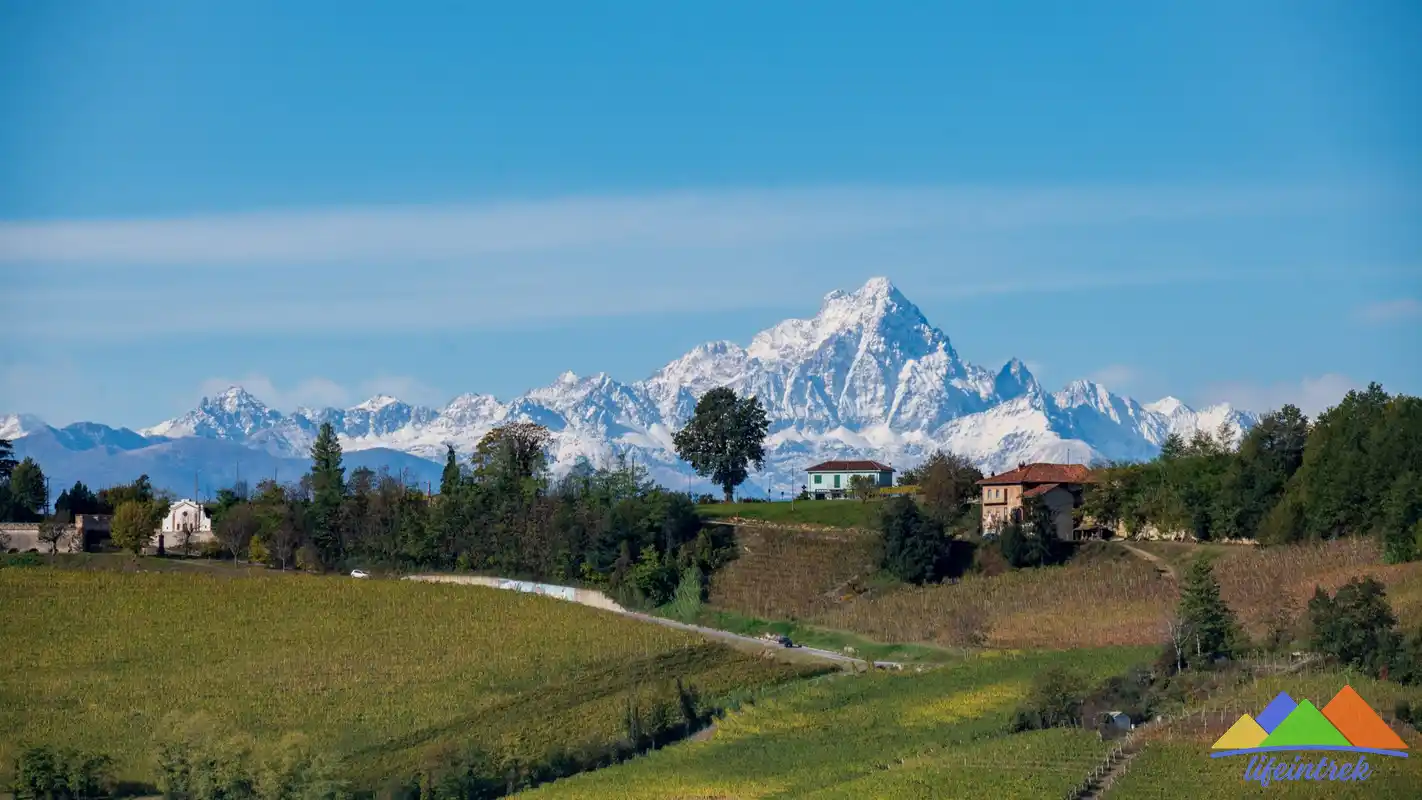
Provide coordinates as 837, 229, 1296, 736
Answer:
1260, 700, 1352, 748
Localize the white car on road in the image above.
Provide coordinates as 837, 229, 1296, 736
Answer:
350, 569, 370, 579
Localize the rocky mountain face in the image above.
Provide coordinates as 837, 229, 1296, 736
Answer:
6, 278, 1257, 496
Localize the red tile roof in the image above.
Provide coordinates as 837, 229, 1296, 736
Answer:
806, 460, 895, 473
1021, 483, 1062, 498
977, 463, 1095, 486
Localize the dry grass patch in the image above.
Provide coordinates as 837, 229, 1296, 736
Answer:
814, 557, 1175, 649
1211, 538, 1422, 636
706, 524, 881, 621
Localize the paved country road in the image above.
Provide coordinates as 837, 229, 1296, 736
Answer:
403, 573, 905, 670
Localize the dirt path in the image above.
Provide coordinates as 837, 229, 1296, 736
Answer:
1116, 541, 1176, 581
621, 611, 904, 669
405, 573, 905, 670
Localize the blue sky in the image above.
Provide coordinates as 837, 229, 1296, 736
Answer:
1, 0, 1419, 428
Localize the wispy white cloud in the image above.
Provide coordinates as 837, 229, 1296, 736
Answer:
1089, 364, 1137, 391
0, 185, 1367, 266
1, 184, 1403, 341
1356, 298, 1422, 323
1202, 373, 1358, 417
196, 374, 446, 412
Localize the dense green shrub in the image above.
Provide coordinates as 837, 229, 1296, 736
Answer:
1011, 665, 1088, 731
11, 745, 113, 800
879, 496, 943, 584
1308, 576, 1399, 675
154, 716, 348, 800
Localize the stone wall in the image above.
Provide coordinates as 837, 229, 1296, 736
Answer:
0, 519, 216, 555
0, 522, 82, 553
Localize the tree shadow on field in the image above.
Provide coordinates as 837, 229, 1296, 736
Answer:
113, 779, 160, 797
344, 646, 730, 764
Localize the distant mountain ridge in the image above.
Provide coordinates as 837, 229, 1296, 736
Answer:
4, 277, 1257, 496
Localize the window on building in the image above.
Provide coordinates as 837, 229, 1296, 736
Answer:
813, 474, 822, 484
833, 474, 841, 488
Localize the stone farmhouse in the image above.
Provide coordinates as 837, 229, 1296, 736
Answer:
1, 499, 215, 555
977, 462, 1096, 540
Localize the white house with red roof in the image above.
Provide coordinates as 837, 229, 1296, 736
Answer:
976, 462, 1096, 539
805, 459, 895, 499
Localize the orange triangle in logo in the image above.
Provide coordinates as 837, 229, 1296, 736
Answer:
1320, 685, 1408, 750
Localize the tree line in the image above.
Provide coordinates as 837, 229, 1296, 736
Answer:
174, 421, 724, 610
1081, 383, 1422, 561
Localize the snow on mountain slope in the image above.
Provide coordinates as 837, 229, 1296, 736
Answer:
16, 277, 1260, 495
1, 413, 48, 441
1144, 395, 1255, 447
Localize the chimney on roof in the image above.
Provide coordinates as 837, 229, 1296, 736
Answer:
1018, 461, 1026, 469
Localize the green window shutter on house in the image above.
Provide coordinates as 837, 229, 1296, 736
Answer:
834, 474, 841, 488
813, 474, 821, 484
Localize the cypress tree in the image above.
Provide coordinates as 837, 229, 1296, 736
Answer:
440, 444, 462, 496
308, 422, 346, 566
1177, 556, 1240, 667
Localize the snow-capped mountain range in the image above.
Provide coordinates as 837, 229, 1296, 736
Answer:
4, 278, 1256, 496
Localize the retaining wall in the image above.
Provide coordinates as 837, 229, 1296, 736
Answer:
402, 574, 627, 613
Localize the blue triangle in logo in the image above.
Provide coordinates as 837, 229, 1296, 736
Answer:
1256, 692, 1298, 734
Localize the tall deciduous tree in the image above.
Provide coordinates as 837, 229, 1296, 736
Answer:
1217, 405, 1308, 540
472, 423, 552, 488
110, 501, 153, 554
914, 450, 984, 523
308, 422, 346, 566
1378, 472, 1422, 564
98, 475, 156, 513
215, 504, 259, 563
672, 387, 769, 503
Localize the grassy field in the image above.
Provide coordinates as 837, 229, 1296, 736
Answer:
697, 499, 885, 530
1110, 669, 1422, 799
0, 567, 822, 790
520, 646, 1155, 798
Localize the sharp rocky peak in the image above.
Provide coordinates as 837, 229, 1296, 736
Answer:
994, 357, 1041, 401
352, 394, 404, 412
746, 276, 941, 362
1145, 396, 1190, 416
205, 385, 267, 411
